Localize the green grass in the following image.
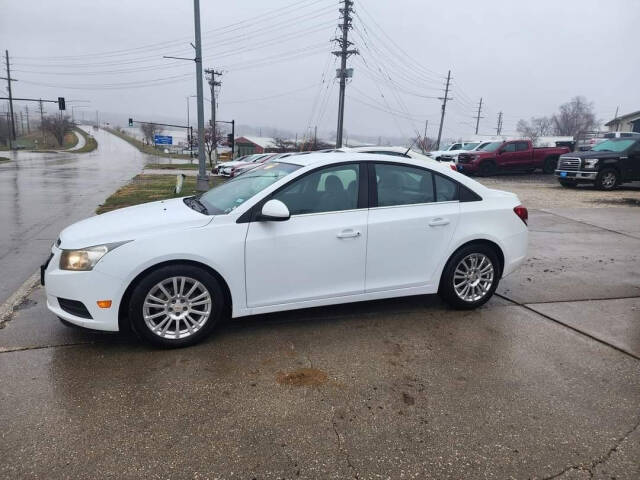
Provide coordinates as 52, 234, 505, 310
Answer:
145, 162, 200, 170
96, 174, 226, 214
106, 127, 192, 159
0, 156, 10, 162
71, 128, 98, 153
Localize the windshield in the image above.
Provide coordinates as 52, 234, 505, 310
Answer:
591, 139, 635, 153
461, 143, 480, 150
477, 142, 503, 152
199, 162, 300, 214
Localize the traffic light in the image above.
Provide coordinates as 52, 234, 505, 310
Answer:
57, 97, 66, 110
128, 118, 133, 127
227, 133, 233, 144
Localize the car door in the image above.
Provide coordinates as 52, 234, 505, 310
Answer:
514, 141, 534, 169
625, 141, 640, 180
496, 142, 518, 168
245, 162, 367, 307
365, 162, 460, 292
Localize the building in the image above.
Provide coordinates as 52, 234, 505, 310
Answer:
605, 110, 640, 133
234, 136, 278, 156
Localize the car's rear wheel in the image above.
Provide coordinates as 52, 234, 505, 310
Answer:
129, 264, 224, 348
439, 244, 500, 309
595, 168, 618, 190
542, 157, 557, 174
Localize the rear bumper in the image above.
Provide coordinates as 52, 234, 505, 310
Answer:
501, 230, 528, 278
554, 170, 597, 181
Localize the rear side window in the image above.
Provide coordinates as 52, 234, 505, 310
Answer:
375, 163, 434, 206
435, 174, 458, 202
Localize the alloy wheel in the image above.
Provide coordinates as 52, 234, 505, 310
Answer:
601, 171, 616, 189
453, 253, 494, 302
142, 276, 212, 339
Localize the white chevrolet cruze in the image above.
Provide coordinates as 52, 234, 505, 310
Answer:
43, 153, 528, 347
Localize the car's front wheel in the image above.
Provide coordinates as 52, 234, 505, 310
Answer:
595, 168, 618, 191
129, 264, 224, 348
439, 245, 500, 309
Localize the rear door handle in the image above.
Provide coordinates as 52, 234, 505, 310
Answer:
336, 229, 361, 239
428, 218, 450, 227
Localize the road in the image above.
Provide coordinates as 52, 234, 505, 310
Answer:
0, 199, 638, 477
0, 126, 147, 304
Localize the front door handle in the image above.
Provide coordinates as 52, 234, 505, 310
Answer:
336, 229, 361, 239
428, 218, 450, 227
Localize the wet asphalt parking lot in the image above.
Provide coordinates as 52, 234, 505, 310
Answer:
0, 133, 639, 479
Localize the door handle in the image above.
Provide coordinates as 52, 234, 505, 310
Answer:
428, 218, 450, 227
336, 229, 361, 239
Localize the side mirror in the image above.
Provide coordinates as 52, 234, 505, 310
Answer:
259, 199, 290, 221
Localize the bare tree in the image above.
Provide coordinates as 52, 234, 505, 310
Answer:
516, 116, 554, 144
273, 137, 295, 152
140, 122, 163, 145
412, 135, 436, 153
203, 125, 224, 167
0, 115, 10, 146
552, 96, 597, 137
41, 115, 73, 146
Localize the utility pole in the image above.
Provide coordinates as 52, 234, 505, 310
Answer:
435, 70, 452, 150
4, 50, 16, 143
333, 0, 358, 148
25, 105, 30, 133
314, 125, 318, 150
496, 111, 503, 136
39, 100, 45, 143
205, 68, 222, 165
613, 105, 619, 131
474, 97, 483, 135
193, 0, 208, 191
422, 120, 429, 152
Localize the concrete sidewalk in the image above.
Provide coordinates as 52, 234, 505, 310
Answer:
1, 207, 639, 479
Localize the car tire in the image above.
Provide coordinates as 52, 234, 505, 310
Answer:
559, 180, 577, 188
595, 168, 618, 191
478, 160, 497, 177
542, 157, 557, 174
439, 244, 500, 310
128, 264, 224, 348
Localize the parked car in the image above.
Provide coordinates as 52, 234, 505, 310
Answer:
555, 137, 640, 190
456, 139, 570, 175
219, 154, 270, 176
212, 155, 249, 174
438, 142, 492, 163
43, 153, 528, 347
426, 142, 479, 161
230, 153, 279, 177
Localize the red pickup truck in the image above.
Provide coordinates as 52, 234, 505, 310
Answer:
456, 140, 570, 176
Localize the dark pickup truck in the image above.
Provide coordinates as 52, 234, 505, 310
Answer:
555, 137, 640, 190
456, 139, 570, 176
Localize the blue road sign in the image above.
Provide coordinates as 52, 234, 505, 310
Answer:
154, 135, 173, 145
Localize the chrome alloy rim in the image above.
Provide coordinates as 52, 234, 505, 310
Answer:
601, 172, 616, 188
143, 276, 212, 339
453, 253, 494, 302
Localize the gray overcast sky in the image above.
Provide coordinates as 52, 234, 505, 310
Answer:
1, 0, 638, 142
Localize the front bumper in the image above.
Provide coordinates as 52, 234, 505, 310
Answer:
43, 247, 123, 332
456, 162, 479, 173
554, 170, 597, 181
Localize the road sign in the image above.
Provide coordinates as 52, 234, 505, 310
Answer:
154, 135, 173, 145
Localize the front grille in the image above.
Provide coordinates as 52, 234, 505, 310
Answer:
457, 155, 472, 164
559, 157, 581, 171
58, 298, 93, 319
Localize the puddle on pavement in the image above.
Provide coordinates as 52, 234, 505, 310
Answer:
276, 368, 328, 387
592, 197, 640, 207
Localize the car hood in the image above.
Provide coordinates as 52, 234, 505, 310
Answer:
58, 197, 213, 249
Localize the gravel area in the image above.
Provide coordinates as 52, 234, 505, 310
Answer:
475, 173, 640, 209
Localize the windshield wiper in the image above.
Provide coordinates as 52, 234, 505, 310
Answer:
184, 196, 209, 215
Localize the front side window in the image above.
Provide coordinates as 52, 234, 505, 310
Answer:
450, 143, 462, 150
502, 143, 517, 153
461, 143, 480, 150
375, 163, 434, 207
272, 163, 360, 215
515, 142, 529, 151
478, 142, 502, 152
199, 162, 300, 214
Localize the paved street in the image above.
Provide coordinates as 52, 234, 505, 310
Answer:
1, 202, 638, 479
0, 127, 147, 304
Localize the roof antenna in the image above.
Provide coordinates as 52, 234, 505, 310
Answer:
405, 137, 418, 155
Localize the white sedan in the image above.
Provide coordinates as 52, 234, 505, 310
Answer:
43, 153, 528, 347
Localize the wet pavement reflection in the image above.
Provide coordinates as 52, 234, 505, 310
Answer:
0, 126, 148, 303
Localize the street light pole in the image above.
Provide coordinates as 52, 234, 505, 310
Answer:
193, 0, 208, 191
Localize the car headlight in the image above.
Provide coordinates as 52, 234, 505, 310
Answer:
583, 158, 599, 169
60, 241, 129, 271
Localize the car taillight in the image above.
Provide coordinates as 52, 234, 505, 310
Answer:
513, 205, 528, 225
449, 164, 457, 171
